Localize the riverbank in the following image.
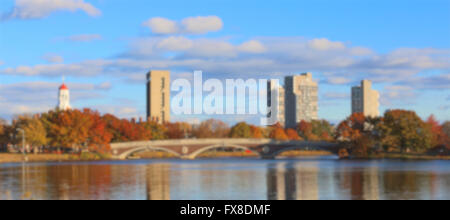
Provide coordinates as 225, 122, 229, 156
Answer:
1, 151, 449, 164
0, 153, 109, 164
364, 153, 450, 160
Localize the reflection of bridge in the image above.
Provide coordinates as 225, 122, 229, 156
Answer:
111, 139, 339, 160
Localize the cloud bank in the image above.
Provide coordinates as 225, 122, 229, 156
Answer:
1, 0, 101, 20
142, 16, 223, 35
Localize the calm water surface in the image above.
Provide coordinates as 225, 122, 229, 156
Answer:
1, 156, 450, 200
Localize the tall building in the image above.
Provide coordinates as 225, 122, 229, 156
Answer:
57, 83, 71, 111
284, 73, 318, 128
147, 70, 170, 123
267, 80, 285, 127
352, 80, 380, 117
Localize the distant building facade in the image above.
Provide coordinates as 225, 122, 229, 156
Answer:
351, 80, 380, 117
57, 83, 71, 111
284, 73, 319, 128
147, 70, 170, 123
267, 79, 285, 127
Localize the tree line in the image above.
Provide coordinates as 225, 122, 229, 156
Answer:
0, 108, 449, 157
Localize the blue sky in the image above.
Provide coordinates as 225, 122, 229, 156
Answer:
0, 0, 449, 125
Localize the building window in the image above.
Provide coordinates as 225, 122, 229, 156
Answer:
161, 78, 165, 89
162, 92, 165, 107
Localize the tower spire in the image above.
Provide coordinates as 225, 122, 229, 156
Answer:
57, 77, 71, 111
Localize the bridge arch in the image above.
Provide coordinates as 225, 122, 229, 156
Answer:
118, 146, 182, 159
186, 144, 260, 159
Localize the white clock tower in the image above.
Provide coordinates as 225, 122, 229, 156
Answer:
57, 83, 71, 111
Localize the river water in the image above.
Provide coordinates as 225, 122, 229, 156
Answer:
0, 156, 449, 200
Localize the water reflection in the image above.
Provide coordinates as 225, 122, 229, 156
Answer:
146, 164, 170, 200
0, 159, 449, 200
266, 162, 319, 200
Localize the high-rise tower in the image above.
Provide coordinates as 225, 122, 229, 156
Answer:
352, 80, 380, 117
57, 83, 71, 111
147, 70, 171, 123
284, 73, 319, 128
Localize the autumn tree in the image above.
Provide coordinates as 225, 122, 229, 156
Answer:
16, 115, 48, 147
165, 122, 191, 139
0, 118, 4, 137
335, 113, 376, 157
266, 127, 286, 140
250, 125, 264, 139
103, 114, 152, 142
297, 120, 333, 141
0, 118, 5, 144
442, 121, 450, 148
83, 109, 112, 153
286, 128, 301, 141
0, 119, 8, 149
102, 114, 124, 142
142, 120, 164, 140
192, 119, 230, 138
426, 115, 448, 148
229, 122, 252, 138
380, 110, 433, 153
41, 110, 92, 150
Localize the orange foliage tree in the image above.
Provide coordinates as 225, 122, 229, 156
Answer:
286, 128, 301, 140
250, 125, 264, 139
269, 123, 289, 140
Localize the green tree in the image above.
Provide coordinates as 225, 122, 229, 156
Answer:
229, 122, 252, 138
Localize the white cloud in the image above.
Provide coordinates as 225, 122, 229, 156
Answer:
308, 38, 346, 51
142, 17, 179, 35
156, 36, 193, 51
1, 59, 110, 76
238, 40, 267, 53
142, 16, 223, 35
43, 54, 64, 63
181, 16, 223, 34
2, 36, 449, 98
2, 0, 101, 20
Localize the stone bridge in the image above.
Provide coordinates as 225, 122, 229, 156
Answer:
110, 139, 339, 160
